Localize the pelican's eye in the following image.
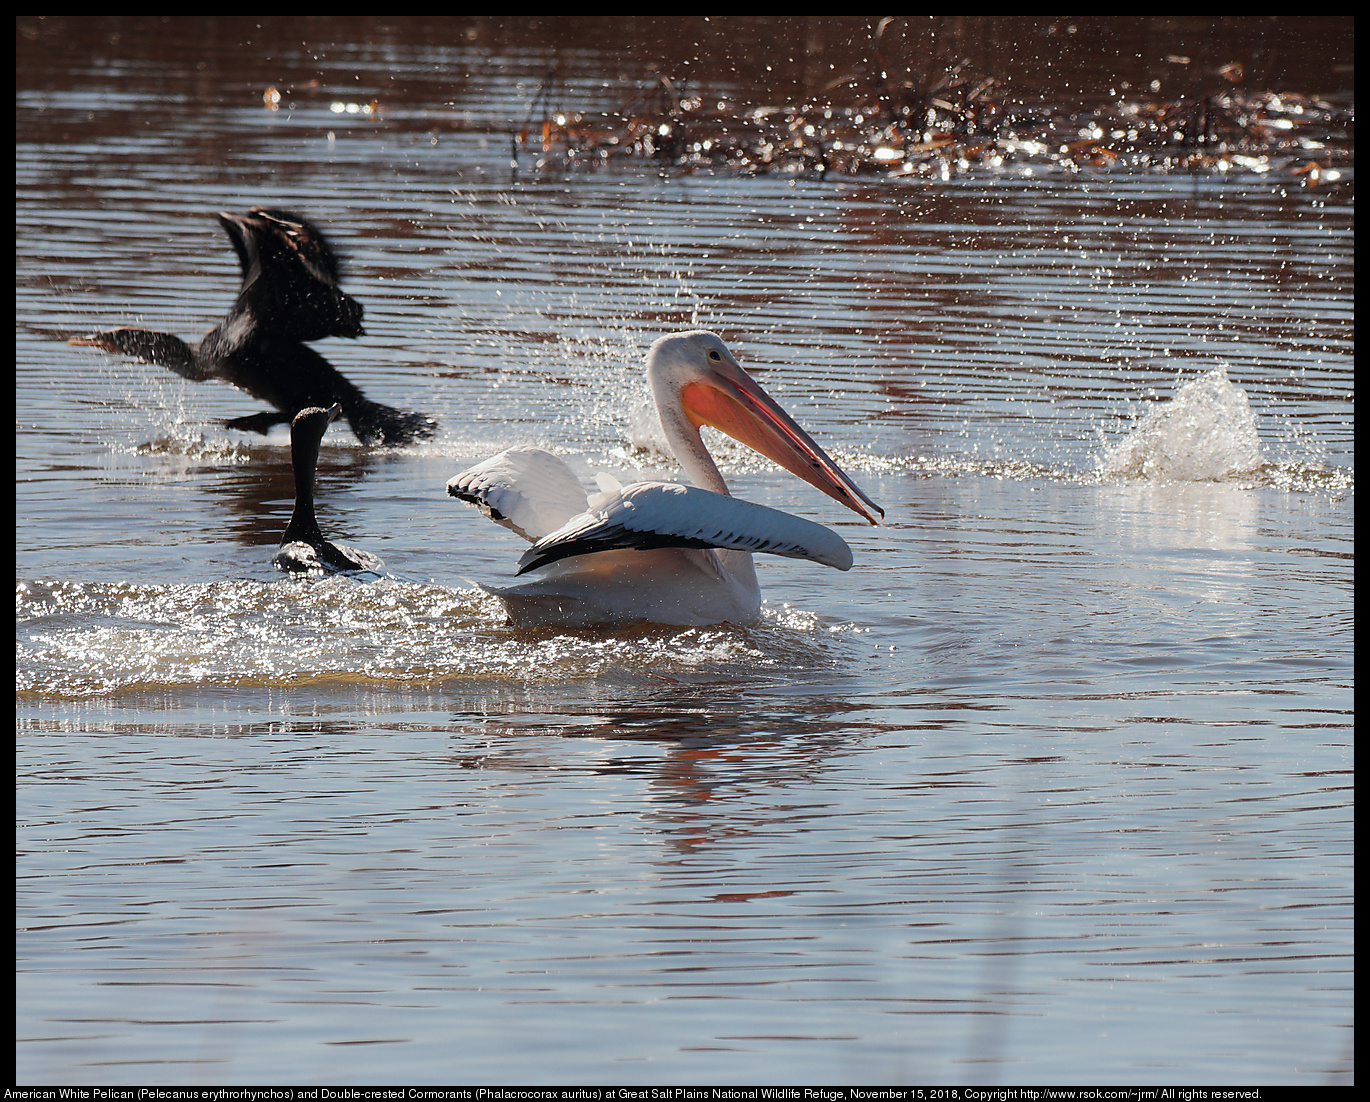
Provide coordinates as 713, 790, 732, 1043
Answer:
708, 350, 721, 360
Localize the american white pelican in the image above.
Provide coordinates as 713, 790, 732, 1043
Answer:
447, 331, 881, 626
273, 403, 384, 574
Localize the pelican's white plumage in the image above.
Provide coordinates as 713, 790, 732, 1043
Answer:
447, 331, 882, 626
448, 445, 589, 542
518, 482, 854, 574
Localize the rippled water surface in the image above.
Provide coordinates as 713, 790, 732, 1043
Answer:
16, 17, 1353, 1085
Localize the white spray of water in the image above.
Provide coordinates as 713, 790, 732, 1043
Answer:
1098, 366, 1263, 482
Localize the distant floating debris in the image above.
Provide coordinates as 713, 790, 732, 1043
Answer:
260, 82, 379, 119
330, 99, 380, 117
514, 59, 1352, 184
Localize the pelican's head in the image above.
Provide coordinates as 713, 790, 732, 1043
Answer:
647, 330, 883, 525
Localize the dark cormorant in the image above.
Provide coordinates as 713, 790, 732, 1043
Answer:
273, 403, 384, 574
70, 207, 437, 447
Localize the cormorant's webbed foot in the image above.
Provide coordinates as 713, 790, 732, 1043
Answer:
225, 410, 291, 434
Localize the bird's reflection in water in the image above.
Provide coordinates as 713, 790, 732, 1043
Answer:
442, 684, 905, 855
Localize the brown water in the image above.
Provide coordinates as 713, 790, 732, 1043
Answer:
16, 17, 1353, 1086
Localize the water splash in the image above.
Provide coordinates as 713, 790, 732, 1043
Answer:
134, 431, 257, 464
1097, 366, 1263, 482
16, 577, 852, 700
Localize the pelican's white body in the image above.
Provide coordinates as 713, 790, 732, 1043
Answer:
447, 332, 882, 627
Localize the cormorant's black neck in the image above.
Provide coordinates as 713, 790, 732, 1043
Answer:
280, 419, 327, 548
86, 328, 198, 372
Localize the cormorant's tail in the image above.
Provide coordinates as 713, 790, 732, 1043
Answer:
345, 400, 438, 447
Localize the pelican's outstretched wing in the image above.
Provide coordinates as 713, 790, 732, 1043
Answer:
516, 481, 854, 575
447, 446, 590, 544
